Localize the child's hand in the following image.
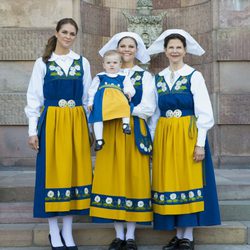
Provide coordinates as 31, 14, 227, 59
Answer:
125, 93, 132, 101
88, 105, 93, 111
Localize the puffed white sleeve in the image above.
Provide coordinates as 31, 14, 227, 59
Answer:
123, 75, 135, 97
82, 57, 92, 113
88, 75, 100, 106
191, 71, 214, 147
147, 81, 160, 140
24, 58, 46, 136
132, 71, 156, 120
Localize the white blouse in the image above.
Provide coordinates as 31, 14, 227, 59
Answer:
121, 65, 156, 120
148, 64, 214, 147
24, 50, 92, 136
88, 72, 135, 106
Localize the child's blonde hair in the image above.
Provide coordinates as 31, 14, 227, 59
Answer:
103, 50, 121, 61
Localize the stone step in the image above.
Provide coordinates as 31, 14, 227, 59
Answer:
1, 246, 250, 250
215, 169, 250, 200
0, 222, 248, 247
1, 200, 250, 224
0, 202, 90, 224
0, 170, 34, 202
0, 169, 250, 202
220, 200, 250, 221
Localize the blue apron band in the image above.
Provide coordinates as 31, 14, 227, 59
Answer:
160, 109, 194, 118
44, 99, 82, 107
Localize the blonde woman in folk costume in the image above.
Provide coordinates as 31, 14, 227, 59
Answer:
148, 29, 221, 250
90, 32, 156, 250
25, 18, 92, 250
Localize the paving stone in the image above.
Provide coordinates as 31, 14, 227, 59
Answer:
0, 222, 246, 247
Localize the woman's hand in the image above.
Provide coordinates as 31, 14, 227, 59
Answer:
193, 145, 205, 162
88, 105, 93, 111
28, 135, 39, 152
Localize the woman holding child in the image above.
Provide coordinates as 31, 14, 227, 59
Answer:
89, 32, 156, 250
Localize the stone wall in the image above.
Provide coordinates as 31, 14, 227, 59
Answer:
0, 0, 249, 168
0, 0, 80, 166
215, 0, 250, 167
80, 0, 137, 74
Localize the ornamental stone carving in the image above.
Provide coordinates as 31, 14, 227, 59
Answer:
123, 0, 166, 48
137, 0, 153, 8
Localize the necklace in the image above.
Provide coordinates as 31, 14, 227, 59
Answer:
170, 70, 175, 84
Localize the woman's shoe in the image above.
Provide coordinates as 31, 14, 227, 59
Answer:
123, 239, 137, 250
60, 231, 78, 250
94, 139, 105, 151
162, 236, 180, 250
48, 234, 66, 250
108, 238, 125, 250
179, 238, 194, 250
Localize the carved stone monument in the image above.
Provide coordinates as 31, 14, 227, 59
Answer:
123, 0, 166, 48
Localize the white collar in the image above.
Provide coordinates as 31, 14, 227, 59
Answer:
49, 50, 80, 61
106, 73, 118, 77
98, 71, 124, 77
159, 64, 194, 77
122, 65, 144, 72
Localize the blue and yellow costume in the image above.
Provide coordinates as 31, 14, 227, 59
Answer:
34, 57, 92, 217
89, 74, 130, 123
90, 70, 153, 223
152, 70, 221, 230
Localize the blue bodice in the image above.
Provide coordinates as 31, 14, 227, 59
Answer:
43, 57, 84, 100
131, 71, 144, 106
98, 74, 125, 90
155, 71, 196, 117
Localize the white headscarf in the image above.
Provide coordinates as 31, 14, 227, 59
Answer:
99, 32, 150, 64
147, 29, 205, 56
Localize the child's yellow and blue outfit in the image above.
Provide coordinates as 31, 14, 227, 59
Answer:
90, 66, 155, 223
150, 65, 221, 230
89, 73, 130, 123
25, 51, 92, 218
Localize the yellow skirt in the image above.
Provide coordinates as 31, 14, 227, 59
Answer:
102, 88, 130, 121
152, 116, 204, 215
44, 106, 92, 212
90, 118, 152, 222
